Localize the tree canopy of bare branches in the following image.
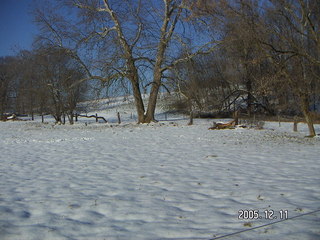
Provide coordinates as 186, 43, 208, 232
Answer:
33, 0, 219, 123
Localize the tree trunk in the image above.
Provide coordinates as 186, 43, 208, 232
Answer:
303, 110, 316, 137
300, 94, 316, 137
293, 117, 298, 132
132, 82, 145, 123
54, 115, 62, 124
246, 79, 253, 116
145, 41, 167, 122
145, 73, 161, 123
233, 110, 239, 125
128, 61, 145, 123
145, 2, 177, 123
68, 112, 74, 125
188, 111, 194, 125
0, 112, 3, 121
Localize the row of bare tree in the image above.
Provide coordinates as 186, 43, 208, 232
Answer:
0, 47, 88, 124
0, 0, 319, 135
170, 0, 320, 136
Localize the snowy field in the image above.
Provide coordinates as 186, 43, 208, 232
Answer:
0, 111, 320, 239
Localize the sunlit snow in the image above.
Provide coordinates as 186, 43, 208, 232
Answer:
0, 102, 319, 240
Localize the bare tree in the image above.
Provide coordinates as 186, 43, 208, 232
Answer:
28, 47, 88, 124
170, 50, 234, 115
170, 0, 275, 116
260, 0, 320, 136
33, 0, 218, 123
214, 0, 319, 136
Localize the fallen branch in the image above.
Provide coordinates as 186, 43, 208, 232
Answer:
77, 114, 108, 123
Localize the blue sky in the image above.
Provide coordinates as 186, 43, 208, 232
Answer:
0, 0, 38, 57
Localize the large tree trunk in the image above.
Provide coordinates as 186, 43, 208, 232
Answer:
145, 2, 174, 123
132, 83, 145, 123
300, 94, 316, 137
68, 112, 74, 125
145, 71, 162, 123
128, 61, 146, 123
303, 110, 316, 137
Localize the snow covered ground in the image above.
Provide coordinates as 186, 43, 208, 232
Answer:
0, 110, 320, 239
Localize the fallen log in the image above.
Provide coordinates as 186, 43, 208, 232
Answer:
209, 119, 236, 130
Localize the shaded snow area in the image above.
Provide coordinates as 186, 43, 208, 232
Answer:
0, 120, 320, 240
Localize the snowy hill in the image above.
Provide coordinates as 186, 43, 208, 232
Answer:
0, 96, 319, 240
73, 93, 183, 124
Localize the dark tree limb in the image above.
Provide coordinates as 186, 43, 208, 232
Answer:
77, 114, 108, 123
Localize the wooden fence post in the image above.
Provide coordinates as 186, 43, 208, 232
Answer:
117, 112, 121, 124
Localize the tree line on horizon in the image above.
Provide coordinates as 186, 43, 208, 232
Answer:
0, 0, 319, 136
